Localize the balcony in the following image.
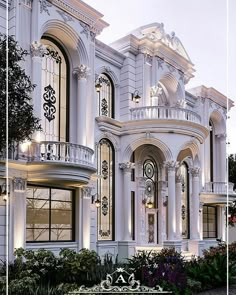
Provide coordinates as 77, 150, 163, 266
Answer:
203, 182, 235, 195
2, 141, 96, 185
130, 106, 201, 124
201, 182, 236, 204
18, 141, 94, 167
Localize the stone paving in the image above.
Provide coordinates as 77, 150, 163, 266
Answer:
196, 285, 236, 295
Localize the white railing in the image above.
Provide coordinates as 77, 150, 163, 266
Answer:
204, 182, 235, 194
130, 106, 201, 124
18, 141, 94, 166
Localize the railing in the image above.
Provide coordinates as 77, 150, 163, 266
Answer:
204, 182, 235, 194
17, 141, 94, 167
130, 106, 201, 124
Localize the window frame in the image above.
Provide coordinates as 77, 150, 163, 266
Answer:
26, 184, 75, 243
97, 138, 115, 241
97, 73, 115, 119
203, 205, 218, 239
41, 36, 70, 142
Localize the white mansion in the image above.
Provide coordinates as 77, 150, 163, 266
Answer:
0, 0, 235, 262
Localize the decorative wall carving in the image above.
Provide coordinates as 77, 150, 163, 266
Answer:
80, 21, 90, 38
73, 65, 90, 80
150, 85, 162, 98
13, 177, 26, 192
56, 10, 74, 22
39, 0, 51, 15
156, 56, 164, 69
31, 41, 47, 58
101, 160, 108, 179
101, 196, 108, 216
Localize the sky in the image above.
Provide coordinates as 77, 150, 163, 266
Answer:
83, 0, 236, 154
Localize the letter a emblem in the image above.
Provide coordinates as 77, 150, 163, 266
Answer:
115, 274, 126, 284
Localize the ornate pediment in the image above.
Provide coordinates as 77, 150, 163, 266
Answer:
141, 23, 191, 61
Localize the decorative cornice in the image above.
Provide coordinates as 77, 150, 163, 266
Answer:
73, 65, 90, 80
119, 162, 135, 172
50, 0, 109, 35
190, 167, 200, 177
31, 41, 47, 58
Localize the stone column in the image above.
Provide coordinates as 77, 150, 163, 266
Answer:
30, 41, 47, 141
13, 178, 27, 251
175, 174, 183, 240
73, 65, 90, 146
119, 162, 135, 241
165, 161, 179, 240
137, 177, 146, 244
81, 186, 92, 249
217, 134, 226, 182
190, 167, 200, 239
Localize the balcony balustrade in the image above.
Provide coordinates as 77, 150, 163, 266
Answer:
130, 106, 201, 124
16, 141, 94, 167
204, 182, 235, 194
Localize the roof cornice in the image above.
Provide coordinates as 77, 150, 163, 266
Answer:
49, 0, 109, 35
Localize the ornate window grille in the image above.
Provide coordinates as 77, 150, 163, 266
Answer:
97, 139, 114, 240
41, 38, 69, 142
143, 158, 158, 208
97, 73, 114, 118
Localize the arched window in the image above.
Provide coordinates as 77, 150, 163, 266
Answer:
97, 139, 114, 240
41, 37, 69, 142
143, 158, 158, 208
180, 162, 189, 239
143, 158, 158, 243
96, 73, 114, 118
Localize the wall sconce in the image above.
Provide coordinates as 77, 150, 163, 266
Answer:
95, 79, 102, 92
91, 193, 101, 208
142, 197, 154, 209
0, 183, 9, 201
131, 90, 141, 104
163, 196, 168, 207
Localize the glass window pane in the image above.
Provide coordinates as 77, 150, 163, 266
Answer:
51, 229, 72, 241
26, 228, 49, 241
51, 189, 72, 201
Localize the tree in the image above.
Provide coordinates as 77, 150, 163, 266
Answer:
228, 154, 236, 226
0, 34, 41, 155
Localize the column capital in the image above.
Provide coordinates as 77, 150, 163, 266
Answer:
190, 167, 200, 177
13, 177, 26, 192
81, 186, 92, 199
119, 162, 135, 172
164, 160, 179, 172
73, 65, 90, 80
30, 41, 47, 58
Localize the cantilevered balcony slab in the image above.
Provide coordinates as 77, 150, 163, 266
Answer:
1, 141, 96, 186
200, 182, 236, 204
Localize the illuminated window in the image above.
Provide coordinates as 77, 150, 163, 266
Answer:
26, 186, 74, 242
41, 38, 69, 142
97, 74, 114, 118
203, 205, 217, 238
97, 139, 114, 240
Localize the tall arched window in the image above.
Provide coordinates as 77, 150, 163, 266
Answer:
180, 162, 189, 239
143, 158, 158, 208
97, 139, 114, 240
96, 73, 114, 118
41, 37, 69, 142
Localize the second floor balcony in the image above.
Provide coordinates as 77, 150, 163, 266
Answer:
130, 106, 201, 124
1, 141, 96, 185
